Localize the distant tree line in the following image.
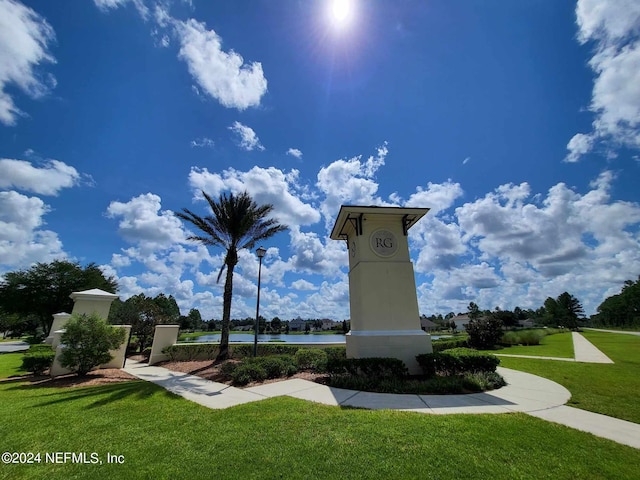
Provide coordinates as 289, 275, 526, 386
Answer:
591, 277, 640, 329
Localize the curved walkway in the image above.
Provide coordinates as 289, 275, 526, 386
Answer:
123, 360, 640, 449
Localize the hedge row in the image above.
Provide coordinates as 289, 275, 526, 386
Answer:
327, 357, 408, 378
432, 338, 468, 352
162, 344, 219, 362
416, 348, 500, 378
162, 343, 344, 362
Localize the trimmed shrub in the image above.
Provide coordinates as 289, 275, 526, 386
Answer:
231, 344, 300, 358
432, 338, 468, 352
163, 343, 219, 362
229, 355, 297, 385
220, 361, 239, 377
446, 348, 500, 373
251, 355, 297, 379
327, 357, 408, 379
231, 363, 267, 386
59, 313, 127, 376
295, 348, 328, 372
21, 346, 55, 375
416, 348, 499, 377
326, 371, 506, 395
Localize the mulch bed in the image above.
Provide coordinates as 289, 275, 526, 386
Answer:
158, 359, 328, 388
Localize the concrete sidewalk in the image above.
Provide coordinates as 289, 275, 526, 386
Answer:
123, 361, 570, 414
0, 341, 29, 353
495, 331, 614, 364
123, 360, 640, 449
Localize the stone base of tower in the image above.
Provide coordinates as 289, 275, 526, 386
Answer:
346, 330, 433, 375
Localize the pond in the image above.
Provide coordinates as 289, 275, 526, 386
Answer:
180, 333, 449, 344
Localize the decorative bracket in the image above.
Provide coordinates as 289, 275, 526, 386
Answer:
346, 213, 363, 237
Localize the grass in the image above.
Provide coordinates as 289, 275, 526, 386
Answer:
491, 331, 574, 358
0, 354, 638, 480
498, 331, 640, 423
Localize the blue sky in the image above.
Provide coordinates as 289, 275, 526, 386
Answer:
1, 0, 639, 320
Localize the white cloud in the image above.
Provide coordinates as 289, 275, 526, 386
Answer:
93, 0, 149, 19
403, 180, 464, 215
290, 279, 317, 291
316, 143, 390, 226
106, 193, 186, 250
287, 148, 303, 159
188, 165, 320, 227
228, 121, 264, 151
288, 226, 346, 276
0, 158, 82, 195
190, 137, 214, 148
567, 0, 640, 160
462, 156, 471, 165
0, 0, 56, 125
0, 190, 64, 268
565, 133, 595, 163
176, 18, 267, 110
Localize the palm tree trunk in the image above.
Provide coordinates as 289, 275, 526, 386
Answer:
217, 262, 235, 361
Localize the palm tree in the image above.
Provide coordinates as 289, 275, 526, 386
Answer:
176, 191, 287, 360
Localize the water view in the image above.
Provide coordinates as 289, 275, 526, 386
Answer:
182, 333, 449, 344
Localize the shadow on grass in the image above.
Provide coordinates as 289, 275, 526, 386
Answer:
7, 380, 181, 409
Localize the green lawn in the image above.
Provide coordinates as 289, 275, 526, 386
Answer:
491, 331, 574, 358
1, 331, 639, 479
498, 331, 640, 423
0, 355, 638, 480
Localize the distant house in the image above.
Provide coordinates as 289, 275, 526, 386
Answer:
518, 319, 534, 328
320, 319, 338, 331
451, 314, 472, 331
420, 318, 438, 332
289, 317, 307, 332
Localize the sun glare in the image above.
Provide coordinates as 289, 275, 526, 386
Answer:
328, 0, 355, 30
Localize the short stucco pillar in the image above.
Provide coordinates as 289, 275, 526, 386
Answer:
149, 325, 180, 365
101, 325, 131, 368
70, 288, 119, 319
330, 205, 432, 374
45, 312, 71, 344
50, 325, 131, 377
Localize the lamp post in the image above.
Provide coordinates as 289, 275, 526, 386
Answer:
253, 246, 267, 357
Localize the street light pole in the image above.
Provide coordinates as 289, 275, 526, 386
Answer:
253, 246, 267, 357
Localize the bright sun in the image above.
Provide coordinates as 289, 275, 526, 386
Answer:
328, 0, 356, 30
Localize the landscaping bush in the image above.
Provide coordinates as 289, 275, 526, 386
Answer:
501, 329, 544, 346
21, 346, 55, 375
59, 313, 126, 376
231, 363, 267, 386
416, 348, 500, 377
326, 370, 506, 394
327, 357, 408, 379
231, 344, 300, 358
295, 348, 328, 372
163, 343, 219, 362
432, 337, 468, 352
220, 361, 239, 377
466, 316, 504, 349
229, 355, 297, 385
324, 346, 346, 361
